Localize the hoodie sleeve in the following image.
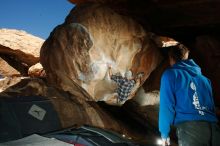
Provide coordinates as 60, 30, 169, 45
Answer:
159, 70, 176, 139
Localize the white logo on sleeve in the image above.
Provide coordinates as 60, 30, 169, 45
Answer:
190, 82, 205, 115
28, 104, 46, 120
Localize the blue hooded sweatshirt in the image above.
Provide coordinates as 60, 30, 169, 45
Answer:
159, 59, 218, 139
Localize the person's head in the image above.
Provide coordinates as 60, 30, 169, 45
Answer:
115, 72, 122, 76
168, 44, 190, 66
124, 70, 133, 79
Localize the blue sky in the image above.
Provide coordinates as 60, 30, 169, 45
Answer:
0, 0, 74, 39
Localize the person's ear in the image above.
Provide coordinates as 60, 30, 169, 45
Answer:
184, 51, 189, 59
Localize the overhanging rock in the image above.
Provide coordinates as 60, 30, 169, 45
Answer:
40, 4, 162, 105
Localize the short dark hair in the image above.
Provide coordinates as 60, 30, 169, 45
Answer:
168, 44, 189, 61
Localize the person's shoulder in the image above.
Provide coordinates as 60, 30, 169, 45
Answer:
163, 68, 175, 76
161, 68, 176, 80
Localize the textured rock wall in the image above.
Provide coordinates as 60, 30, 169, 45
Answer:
40, 4, 162, 104
132, 36, 174, 106
194, 36, 220, 106
0, 29, 44, 65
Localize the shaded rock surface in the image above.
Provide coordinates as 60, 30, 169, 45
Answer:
121, 100, 178, 145
142, 59, 169, 93
194, 36, 220, 106
0, 29, 44, 76
40, 4, 162, 105
0, 77, 151, 142
68, 0, 220, 37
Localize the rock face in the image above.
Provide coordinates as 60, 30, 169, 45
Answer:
0, 57, 20, 76
0, 29, 44, 76
40, 4, 162, 104
194, 36, 220, 106
0, 77, 22, 93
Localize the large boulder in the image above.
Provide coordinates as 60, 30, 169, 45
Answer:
40, 4, 162, 104
0, 29, 44, 76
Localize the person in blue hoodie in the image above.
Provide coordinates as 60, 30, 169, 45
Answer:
159, 44, 220, 146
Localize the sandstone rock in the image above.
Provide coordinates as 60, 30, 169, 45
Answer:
28, 63, 45, 77
40, 4, 162, 105
0, 77, 22, 93
142, 60, 169, 92
150, 34, 178, 48
0, 57, 20, 76
0, 29, 44, 75
131, 58, 168, 107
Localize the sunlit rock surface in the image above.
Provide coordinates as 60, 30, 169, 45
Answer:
28, 63, 45, 77
40, 4, 162, 105
0, 77, 22, 93
0, 57, 20, 76
0, 29, 44, 75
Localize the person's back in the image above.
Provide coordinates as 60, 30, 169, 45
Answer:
159, 44, 220, 146
165, 59, 217, 124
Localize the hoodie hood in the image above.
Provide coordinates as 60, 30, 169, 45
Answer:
172, 59, 201, 76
